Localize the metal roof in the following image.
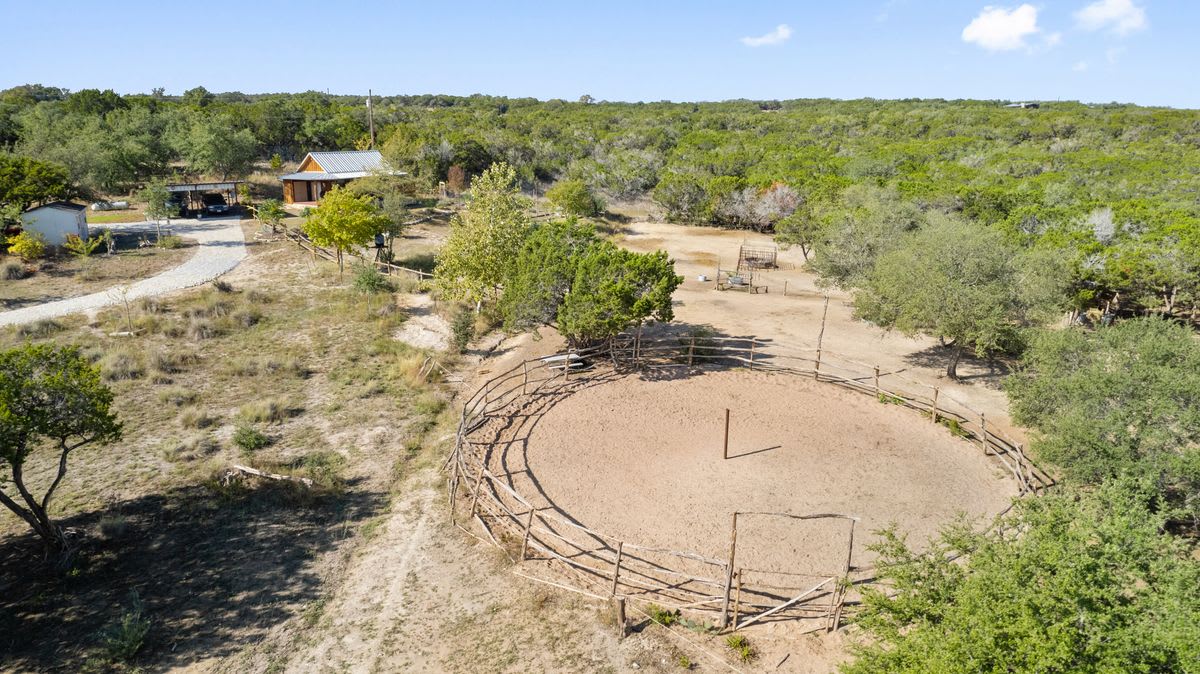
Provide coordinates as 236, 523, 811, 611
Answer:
306, 150, 390, 175
279, 171, 371, 181
26, 201, 86, 212
166, 181, 243, 192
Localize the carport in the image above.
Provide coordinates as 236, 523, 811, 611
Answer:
166, 181, 244, 217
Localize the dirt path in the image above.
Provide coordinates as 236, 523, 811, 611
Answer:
0, 217, 246, 326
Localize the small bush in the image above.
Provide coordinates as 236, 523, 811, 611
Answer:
15, 318, 63, 339
98, 515, 130, 540
178, 406, 218, 429
232, 307, 264, 328
150, 349, 193, 374
157, 387, 198, 406
245, 289, 273, 304
8, 231, 46, 261
940, 417, 970, 438
2, 260, 26, 280
237, 397, 298, 424
138, 296, 166, 314
163, 433, 219, 461
353, 264, 393, 295
647, 604, 680, 627
226, 357, 260, 377
186, 318, 220, 340
157, 234, 184, 249
724, 634, 756, 663
212, 279, 235, 293
233, 425, 270, 451
450, 307, 475, 353
269, 356, 309, 378
101, 350, 146, 381
98, 591, 151, 663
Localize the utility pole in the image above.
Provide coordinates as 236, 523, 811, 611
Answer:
367, 89, 376, 149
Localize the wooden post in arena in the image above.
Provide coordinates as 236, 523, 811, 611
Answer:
723, 409, 731, 460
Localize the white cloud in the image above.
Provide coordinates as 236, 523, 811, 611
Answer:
962, 4, 1042, 52
740, 24, 793, 47
1075, 0, 1147, 35
1073, 60, 1089, 71
1106, 46, 1127, 64
1044, 31, 1063, 47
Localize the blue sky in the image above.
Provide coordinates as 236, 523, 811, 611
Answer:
3, 0, 1196, 107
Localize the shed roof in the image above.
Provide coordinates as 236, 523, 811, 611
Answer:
306, 150, 390, 175
26, 201, 86, 212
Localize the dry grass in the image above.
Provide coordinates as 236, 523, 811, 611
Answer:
0, 232, 464, 671
0, 238, 192, 309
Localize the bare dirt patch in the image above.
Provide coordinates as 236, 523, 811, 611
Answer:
494, 368, 1016, 573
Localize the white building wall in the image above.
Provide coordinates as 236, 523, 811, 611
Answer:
20, 208, 88, 246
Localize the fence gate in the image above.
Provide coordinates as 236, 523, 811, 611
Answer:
720, 512, 858, 633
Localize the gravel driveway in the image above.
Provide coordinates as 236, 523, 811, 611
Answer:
0, 216, 247, 327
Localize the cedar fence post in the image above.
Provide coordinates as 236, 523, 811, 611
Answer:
979, 413, 988, 454
522, 361, 529, 395
468, 460, 487, 518
720, 512, 739, 629
614, 597, 628, 639
732, 571, 743, 631
815, 295, 829, 379
610, 542, 624, 597
749, 339, 757, 370
874, 365, 880, 396
520, 508, 536, 560
688, 336, 695, 366
931, 388, 940, 424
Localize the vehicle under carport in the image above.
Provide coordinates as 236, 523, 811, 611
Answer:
166, 181, 244, 218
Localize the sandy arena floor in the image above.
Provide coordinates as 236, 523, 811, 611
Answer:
505, 368, 1018, 573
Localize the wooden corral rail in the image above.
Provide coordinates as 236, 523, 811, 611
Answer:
445, 331, 1055, 632
282, 227, 434, 281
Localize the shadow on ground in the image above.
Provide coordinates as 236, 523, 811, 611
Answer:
0, 479, 383, 671
901, 343, 1013, 388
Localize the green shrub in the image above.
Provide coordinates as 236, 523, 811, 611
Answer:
647, 604, 680, 626
353, 264, 393, 295
157, 234, 184, 249
724, 634, 756, 663
546, 179, 603, 217
450, 307, 475, 352
2, 260, 27, 280
212, 279, 234, 293
65, 233, 103, 258
8, 231, 46, 261
98, 591, 151, 663
233, 425, 270, 451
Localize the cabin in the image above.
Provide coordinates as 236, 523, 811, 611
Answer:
279, 150, 403, 204
20, 202, 88, 246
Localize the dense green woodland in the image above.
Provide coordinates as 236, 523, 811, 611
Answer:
2, 83, 1198, 321
3, 84, 1200, 673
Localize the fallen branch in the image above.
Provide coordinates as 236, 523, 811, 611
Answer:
227, 464, 313, 487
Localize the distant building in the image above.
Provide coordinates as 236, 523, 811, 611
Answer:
1004, 102, 1041, 109
279, 150, 404, 204
20, 202, 88, 245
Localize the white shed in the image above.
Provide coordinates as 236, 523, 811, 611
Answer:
20, 202, 89, 246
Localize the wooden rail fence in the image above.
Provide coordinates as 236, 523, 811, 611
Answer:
446, 331, 1054, 632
